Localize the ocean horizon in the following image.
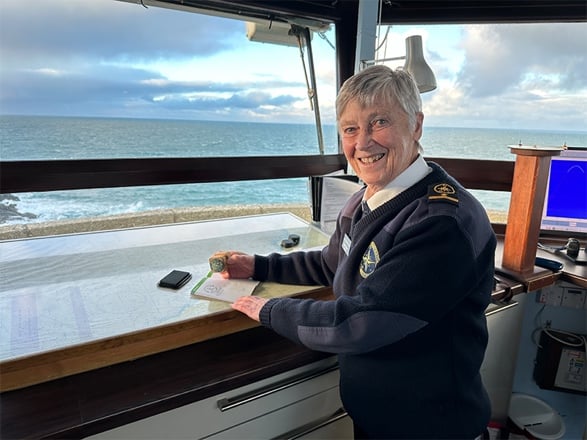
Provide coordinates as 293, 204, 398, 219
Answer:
2, 115, 586, 225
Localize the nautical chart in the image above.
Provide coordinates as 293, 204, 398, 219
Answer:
0, 214, 329, 361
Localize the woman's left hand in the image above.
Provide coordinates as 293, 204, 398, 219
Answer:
231, 296, 268, 322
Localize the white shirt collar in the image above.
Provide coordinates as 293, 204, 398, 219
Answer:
365, 154, 432, 211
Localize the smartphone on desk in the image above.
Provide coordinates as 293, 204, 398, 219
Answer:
158, 270, 192, 289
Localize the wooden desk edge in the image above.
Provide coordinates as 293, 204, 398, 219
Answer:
495, 235, 586, 293
1, 326, 335, 439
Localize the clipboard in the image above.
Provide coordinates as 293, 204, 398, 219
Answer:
309, 173, 361, 233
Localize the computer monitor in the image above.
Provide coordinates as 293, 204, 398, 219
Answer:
540, 147, 587, 238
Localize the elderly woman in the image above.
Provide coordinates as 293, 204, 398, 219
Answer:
216, 65, 496, 439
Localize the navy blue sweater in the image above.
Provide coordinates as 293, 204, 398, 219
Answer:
254, 162, 496, 439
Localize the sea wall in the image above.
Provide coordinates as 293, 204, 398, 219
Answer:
0, 204, 507, 241
0, 204, 315, 240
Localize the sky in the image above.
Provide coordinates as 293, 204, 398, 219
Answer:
1, 0, 586, 131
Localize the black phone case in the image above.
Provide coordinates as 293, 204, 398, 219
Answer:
158, 270, 192, 289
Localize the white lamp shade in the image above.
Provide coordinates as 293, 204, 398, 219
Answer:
403, 35, 437, 93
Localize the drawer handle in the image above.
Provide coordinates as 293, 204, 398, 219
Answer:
217, 364, 339, 412
485, 300, 518, 317
271, 407, 349, 440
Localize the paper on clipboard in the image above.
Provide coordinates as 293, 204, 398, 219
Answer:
191, 272, 260, 303
318, 175, 362, 234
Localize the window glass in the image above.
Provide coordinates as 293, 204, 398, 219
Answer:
376, 23, 587, 141
373, 22, 587, 216
0, 0, 337, 226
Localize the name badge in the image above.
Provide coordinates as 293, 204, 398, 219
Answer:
342, 234, 351, 256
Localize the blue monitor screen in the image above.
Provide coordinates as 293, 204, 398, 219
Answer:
541, 149, 587, 236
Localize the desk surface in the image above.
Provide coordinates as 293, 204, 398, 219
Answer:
537, 245, 587, 288
2, 216, 585, 393
0, 213, 332, 391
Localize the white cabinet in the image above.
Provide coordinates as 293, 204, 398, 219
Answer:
481, 295, 526, 423
87, 357, 352, 440
208, 387, 351, 439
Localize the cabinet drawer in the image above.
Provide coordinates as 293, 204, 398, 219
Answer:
88, 357, 340, 439
295, 414, 353, 440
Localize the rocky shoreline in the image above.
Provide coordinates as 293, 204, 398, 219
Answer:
0, 194, 38, 223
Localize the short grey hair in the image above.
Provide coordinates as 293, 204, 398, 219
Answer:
336, 65, 422, 130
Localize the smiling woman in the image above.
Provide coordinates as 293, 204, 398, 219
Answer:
337, 67, 424, 198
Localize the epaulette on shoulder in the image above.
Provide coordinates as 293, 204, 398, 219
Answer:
427, 182, 459, 206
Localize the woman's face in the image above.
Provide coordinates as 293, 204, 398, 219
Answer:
338, 98, 423, 199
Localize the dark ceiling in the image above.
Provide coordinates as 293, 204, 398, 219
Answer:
377, 0, 587, 23
151, 0, 586, 25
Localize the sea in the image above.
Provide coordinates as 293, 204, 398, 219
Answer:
1, 115, 586, 225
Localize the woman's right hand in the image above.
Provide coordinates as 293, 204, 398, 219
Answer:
210, 251, 254, 279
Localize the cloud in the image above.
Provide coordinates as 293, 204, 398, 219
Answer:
0, 0, 242, 67
0, 58, 307, 119
1, 0, 585, 129
152, 91, 300, 110
418, 22, 587, 130
457, 23, 587, 97
0, 0, 315, 120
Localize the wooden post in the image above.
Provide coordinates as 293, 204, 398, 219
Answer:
502, 146, 562, 273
